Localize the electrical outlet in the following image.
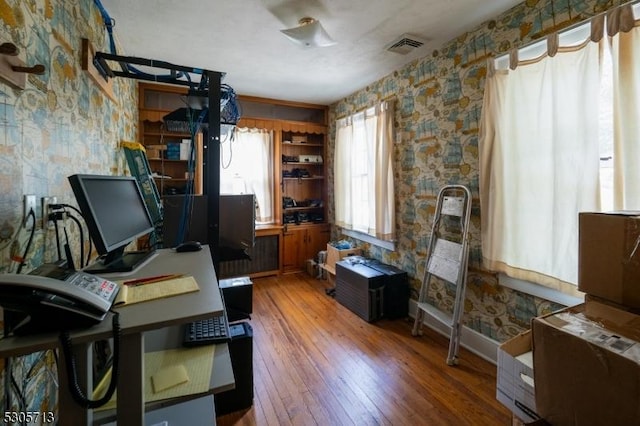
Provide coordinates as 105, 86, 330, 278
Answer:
41, 196, 57, 229
23, 194, 36, 228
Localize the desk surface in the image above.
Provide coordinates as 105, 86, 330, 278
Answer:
0, 246, 225, 357
0, 246, 233, 425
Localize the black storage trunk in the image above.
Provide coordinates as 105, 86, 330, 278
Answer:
335, 261, 385, 322
365, 260, 410, 319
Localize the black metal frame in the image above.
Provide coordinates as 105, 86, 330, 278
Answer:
94, 52, 223, 268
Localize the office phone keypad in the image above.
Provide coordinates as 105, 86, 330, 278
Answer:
69, 272, 118, 302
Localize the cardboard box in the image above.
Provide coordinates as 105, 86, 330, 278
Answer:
496, 330, 539, 423
532, 300, 640, 426
579, 212, 640, 309
325, 244, 360, 275
145, 144, 165, 160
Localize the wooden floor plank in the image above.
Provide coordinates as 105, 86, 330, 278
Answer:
216, 273, 511, 426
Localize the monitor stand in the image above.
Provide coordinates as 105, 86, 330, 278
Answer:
84, 248, 156, 274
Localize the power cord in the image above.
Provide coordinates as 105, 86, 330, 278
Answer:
15, 209, 36, 274
10, 370, 27, 426
58, 311, 120, 409
49, 204, 93, 268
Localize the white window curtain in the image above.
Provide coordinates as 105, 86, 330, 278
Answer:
334, 101, 395, 241
220, 127, 274, 223
611, 10, 640, 210
480, 30, 601, 293
479, 4, 640, 293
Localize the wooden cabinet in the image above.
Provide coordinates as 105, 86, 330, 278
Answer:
276, 119, 330, 273
282, 224, 330, 273
138, 83, 203, 196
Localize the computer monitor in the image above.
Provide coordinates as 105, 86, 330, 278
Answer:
219, 194, 255, 251
68, 174, 156, 274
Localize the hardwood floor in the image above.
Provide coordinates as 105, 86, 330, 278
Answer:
216, 273, 511, 426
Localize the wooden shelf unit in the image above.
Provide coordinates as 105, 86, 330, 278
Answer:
138, 83, 203, 196
237, 96, 330, 273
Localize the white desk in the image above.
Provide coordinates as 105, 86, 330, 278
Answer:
0, 245, 234, 426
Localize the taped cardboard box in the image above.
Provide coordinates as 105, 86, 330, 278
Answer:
496, 330, 540, 423
578, 211, 640, 309
533, 300, 640, 426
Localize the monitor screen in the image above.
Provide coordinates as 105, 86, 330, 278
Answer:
220, 194, 255, 250
69, 174, 156, 273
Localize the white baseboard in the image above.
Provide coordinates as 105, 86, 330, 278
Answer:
409, 300, 499, 365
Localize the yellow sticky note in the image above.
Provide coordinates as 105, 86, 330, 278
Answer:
151, 364, 189, 393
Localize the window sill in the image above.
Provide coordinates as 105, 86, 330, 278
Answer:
498, 273, 584, 307
341, 228, 395, 251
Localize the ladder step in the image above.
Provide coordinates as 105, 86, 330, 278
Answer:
416, 302, 454, 327
427, 239, 462, 283
441, 195, 466, 216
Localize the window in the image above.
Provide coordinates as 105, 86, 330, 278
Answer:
220, 127, 274, 223
334, 101, 395, 243
479, 5, 640, 293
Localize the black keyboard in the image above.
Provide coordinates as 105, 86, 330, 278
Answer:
183, 313, 230, 346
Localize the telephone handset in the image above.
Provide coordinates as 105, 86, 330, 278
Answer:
0, 265, 119, 335
0, 265, 122, 409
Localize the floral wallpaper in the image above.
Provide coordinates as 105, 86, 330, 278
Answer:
0, 0, 137, 415
329, 0, 625, 342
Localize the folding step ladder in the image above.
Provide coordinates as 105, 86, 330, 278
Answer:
412, 185, 472, 365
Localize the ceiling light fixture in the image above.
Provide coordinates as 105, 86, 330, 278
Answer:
281, 17, 336, 48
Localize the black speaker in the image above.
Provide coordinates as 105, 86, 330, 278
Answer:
214, 321, 253, 416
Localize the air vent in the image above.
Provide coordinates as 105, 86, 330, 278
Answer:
386, 34, 426, 55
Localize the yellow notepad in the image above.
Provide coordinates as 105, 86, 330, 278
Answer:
151, 364, 190, 393
114, 275, 199, 306
93, 345, 215, 411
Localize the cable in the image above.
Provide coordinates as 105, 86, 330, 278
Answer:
63, 225, 75, 270
4, 358, 12, 417
10, 371, 27, 426
53, 203, 94, 267
52, 218, 62, 261
175, 107, 207, 245
93, 0, 116, 55
16, 209, 36, 274
59, 311, 121, 409
93, 0, 193, 86
95, 0, 241, 118
220, 127, 236, 170
64, 210, 85, 268
50, 209, 77, 270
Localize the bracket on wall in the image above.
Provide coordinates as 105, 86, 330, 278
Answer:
89, 50, 225, 268
0, 42, 46, 90
81, 39, 117, 103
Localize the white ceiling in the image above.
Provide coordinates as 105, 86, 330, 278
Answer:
101, 0, 523, 105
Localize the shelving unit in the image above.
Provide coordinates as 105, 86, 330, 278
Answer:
138, 83, 203, 196
279, 130, 327, 224
235, 96, 330, 273
277, 123, 329, 272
